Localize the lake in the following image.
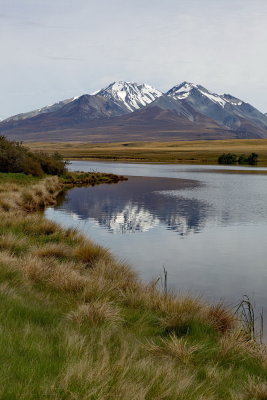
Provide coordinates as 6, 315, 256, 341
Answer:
45, 161, 267, 333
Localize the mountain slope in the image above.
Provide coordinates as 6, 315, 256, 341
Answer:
3, 97, 76, 123
0, 94, 235, 142
167, 82, 267, 138
0, 80, 266, 142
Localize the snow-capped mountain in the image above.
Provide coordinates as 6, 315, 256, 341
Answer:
1, 79, 267, 142
95, 81, 162, 112
168, 82, 231, 107
2, 81, 162, 126
167, 82, 267, 137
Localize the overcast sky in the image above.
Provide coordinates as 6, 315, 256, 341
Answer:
1, 0, 267, 118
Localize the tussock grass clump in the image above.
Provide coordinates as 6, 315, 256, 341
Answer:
0, 250, 18, 266
20, 255, 87, 292
218, 331, 261, 362
19, 177, 63, 212
81, 260, 140, 304
67, 300, 122, 325
0, 233, 26, 254
21, 215, 60, 236
242, 379, 267, 400
207, 304, 235, 333
147, 334, 200, 363
33, 243, 72, 259
74, 241, 110, 267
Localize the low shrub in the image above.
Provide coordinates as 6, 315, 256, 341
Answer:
0, 136, 67, 176
218, 152, 259, 165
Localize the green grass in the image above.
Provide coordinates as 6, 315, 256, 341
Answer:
0, 172, 40, 184
0, 173, 266, 399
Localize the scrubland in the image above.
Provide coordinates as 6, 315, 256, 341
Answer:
0, 173, 266, 399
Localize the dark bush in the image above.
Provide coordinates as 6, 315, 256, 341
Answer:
218, 153, 238, 165
238, 154, 248, 164
218, 152, 259, 166
247, 152, 258, 165
0, 136, 67, 176
33, 151, 67, 176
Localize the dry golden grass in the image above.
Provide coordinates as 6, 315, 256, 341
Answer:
74, 241, 110, 267
242, 379, 267, 399
27, 139, 267, 166
19, 177, 63, 211
33, 243, 72, 258
0, 250, 21, 270
218, 331, 261, 361
146, 334, 200, 363
67, 300, 122, 325
207, 304, 236, 333
0, 233, 26, 252
20, 255, 87, 292
120, 286, 206, 327
21, 215, 61, 235
58, 329, 197, 400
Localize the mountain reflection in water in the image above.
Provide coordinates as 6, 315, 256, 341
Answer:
55, 176, 209, 235
46, 163, 267, 339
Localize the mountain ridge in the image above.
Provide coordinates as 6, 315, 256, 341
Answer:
1, 80, 267, 142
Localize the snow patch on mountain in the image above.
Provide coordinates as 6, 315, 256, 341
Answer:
168, 82, 230, 108
167, 82, 248, 110
95, 81, 162, 112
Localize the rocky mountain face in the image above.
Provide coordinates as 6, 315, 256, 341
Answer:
3, 97, 76, 123
167, 82, 267, 138
1, 81, 267, 142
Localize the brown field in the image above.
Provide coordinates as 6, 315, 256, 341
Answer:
27, 138, 267, 166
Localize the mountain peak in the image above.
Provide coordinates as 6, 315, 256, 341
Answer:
167, 82, 199, 99
167, 82, 228, 107
94, 81, 162, 112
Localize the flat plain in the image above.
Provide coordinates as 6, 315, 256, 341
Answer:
27, 138, 267, 166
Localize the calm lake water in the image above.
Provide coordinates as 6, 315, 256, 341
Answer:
45, 161, 267, 330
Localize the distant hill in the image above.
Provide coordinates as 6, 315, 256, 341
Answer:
1, 80, 267, 142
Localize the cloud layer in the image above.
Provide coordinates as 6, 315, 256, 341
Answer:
1, 0, 267, 118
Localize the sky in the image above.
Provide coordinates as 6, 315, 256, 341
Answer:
1, 0, 267, 119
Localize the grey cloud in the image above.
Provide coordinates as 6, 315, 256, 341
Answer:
1, 0, 267, 118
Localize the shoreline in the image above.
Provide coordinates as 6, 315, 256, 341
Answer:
0, 172, 266, 398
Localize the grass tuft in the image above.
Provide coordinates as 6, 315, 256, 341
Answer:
0, 233, 26, 254
33, 243, 72, 259
242, 379, 267, 399
147, 334, 200, 363
20, 255, 87, 292
74, 241, 110, 267
67, 300, 122, 325
207, 304, 235, 333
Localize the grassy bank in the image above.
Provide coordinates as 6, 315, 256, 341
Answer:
0, 173, 266, 399
27, 138, 267, 166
